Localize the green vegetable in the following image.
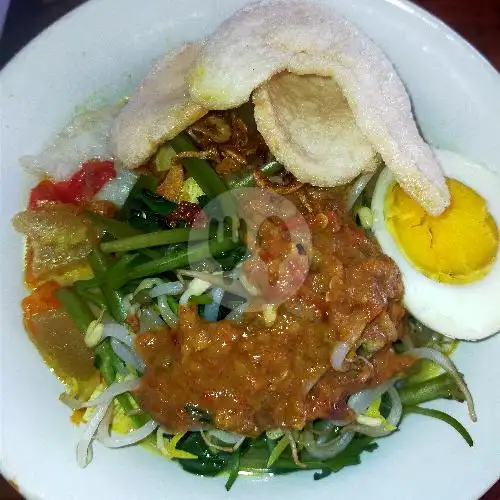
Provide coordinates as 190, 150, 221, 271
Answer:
88, 250, 128, 323
267, 434, 290, 467
190, 293, 213, 305
94, 341, 149, 428
85, 211, 161, 260
198, 195, 210, 208
114, 237, 239, 287
178, 433, 231, 476
138, 190, 177, 216
74, 276, 104, 292
225, 448, 241, 491
398, 373, 465, 406
170, 134, 239, 221
117, 176, 179, 233
55, 284, 148, 428
240, 434, 377, 476
118, 175, 158, 221
75, 253, 140, 291
170, 135, 228, 199
55, 288, 147, 427
100, 227, 210, 254
216, 245, 248, 271
55, 287, 95, 332
227, 160, 283, 190
128, 207, 170, 232
166, 296, 179, 316
84, 211, 141, 238
175, 431, 377, 482
75, 288, 107, 310
94, 341, 116, 384
108, 253, 142, 282
404, 406, 473, 446
405, 359, 443, 384
406, 317, 457, 354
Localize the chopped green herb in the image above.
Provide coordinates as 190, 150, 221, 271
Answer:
225, 449, 241, 491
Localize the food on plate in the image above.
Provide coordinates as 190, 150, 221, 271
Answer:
13, 0, 498, 491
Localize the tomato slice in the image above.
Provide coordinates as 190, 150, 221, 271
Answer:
28, 180, 69, 208
66, 160, 115, 202
28, 160, 116, 209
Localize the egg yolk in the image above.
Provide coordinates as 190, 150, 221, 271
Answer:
385, 178, 499, 284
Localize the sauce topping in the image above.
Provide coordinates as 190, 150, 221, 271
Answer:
135, 187, 414, 435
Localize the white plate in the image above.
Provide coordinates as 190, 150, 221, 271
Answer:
1, 1, 499, 499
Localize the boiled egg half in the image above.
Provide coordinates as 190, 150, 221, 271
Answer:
371, 149, 500, 340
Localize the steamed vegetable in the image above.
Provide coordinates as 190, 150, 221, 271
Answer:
170, 135, 228, 199
227, 160, 282, 189
100, 227, 210, 253
403, 406, 473, 447
56, 286, 147, 428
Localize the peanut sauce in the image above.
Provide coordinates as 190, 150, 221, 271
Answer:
135, 186, 414, 436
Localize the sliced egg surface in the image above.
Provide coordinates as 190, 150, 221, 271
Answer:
371, 149, 500, 340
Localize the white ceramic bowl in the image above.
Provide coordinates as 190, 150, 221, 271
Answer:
1, 1, 499, 499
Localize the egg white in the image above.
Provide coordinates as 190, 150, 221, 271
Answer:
371, 149, 500, 340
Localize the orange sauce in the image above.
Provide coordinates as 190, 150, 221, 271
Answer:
134, 186, 414, 436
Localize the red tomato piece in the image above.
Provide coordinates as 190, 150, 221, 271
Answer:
28, 180, 68, 209
66, 160, 116, 202
28, 160, 116, 209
